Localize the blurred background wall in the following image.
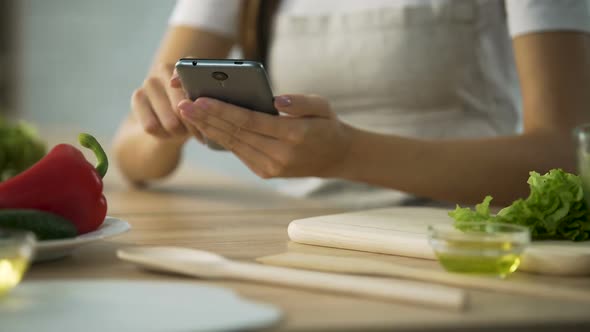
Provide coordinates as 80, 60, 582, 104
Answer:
14, 0, 264, 184
1, 0, 17, 114
17, 0, 172, 133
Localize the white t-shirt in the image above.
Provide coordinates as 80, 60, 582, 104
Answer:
170, 0, 590, 38
168, 0, 590, 208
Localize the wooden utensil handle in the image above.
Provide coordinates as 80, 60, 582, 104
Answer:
258, 253, 590, 303
223, 261, 466, 311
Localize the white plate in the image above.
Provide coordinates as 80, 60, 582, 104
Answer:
34, 216, 130, 262
0, 280, 282, 332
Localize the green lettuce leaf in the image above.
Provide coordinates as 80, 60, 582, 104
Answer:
448, 195, 495, 222
449, 169, 590, 241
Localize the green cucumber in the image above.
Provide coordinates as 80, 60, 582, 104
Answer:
0, 209, 77, 240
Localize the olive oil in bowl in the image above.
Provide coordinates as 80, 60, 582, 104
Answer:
0, 229, 35, 296
428, 223, 530, 278
0, 256, 30, 295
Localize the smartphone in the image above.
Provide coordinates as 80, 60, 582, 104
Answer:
175, 58, 278, 150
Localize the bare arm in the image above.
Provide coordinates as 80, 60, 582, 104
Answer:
176, 31, 590, 206
340, 32, 590, 205
113, 26, 233, 185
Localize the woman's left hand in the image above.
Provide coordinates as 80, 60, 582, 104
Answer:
178, 94, 354, 178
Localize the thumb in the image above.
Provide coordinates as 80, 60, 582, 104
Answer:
274, 94, 334, 118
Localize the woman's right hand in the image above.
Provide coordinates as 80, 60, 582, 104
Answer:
131, 63, 204, 143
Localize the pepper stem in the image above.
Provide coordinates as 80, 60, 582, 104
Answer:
78, 133, 108, 178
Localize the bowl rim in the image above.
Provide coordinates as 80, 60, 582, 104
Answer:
428, 222, 531, 243
0, 228, 36, 243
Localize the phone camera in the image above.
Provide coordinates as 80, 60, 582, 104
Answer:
212, 71, 229, 81
192, 61, 197, 66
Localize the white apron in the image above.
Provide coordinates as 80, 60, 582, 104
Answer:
266, 0, 519, 208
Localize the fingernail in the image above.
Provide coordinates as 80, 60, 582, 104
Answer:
169, 74, 180, 87
195, 98, 210, 110
178, 102, 195, 116
274, 95, 292, 107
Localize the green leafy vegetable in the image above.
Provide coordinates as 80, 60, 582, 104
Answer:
449, 195, 494, 223
449, 169, 590, 241
0, 116, 46, 181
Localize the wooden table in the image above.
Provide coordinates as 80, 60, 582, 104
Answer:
26, 165, 590, 331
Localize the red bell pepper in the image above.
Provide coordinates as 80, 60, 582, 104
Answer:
0, 133, 108, 234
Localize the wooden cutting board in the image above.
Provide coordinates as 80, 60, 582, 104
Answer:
288, 207, 590, 276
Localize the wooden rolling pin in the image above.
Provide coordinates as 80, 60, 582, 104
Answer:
257, 252, 590, 302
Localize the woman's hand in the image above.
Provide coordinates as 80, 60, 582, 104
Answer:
178, 94, 355, 178
131, 63, 203, 143
113, 26, 234, 184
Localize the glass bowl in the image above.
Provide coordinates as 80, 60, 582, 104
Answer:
428, 222, 530, 278
0, 228, 36, 296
